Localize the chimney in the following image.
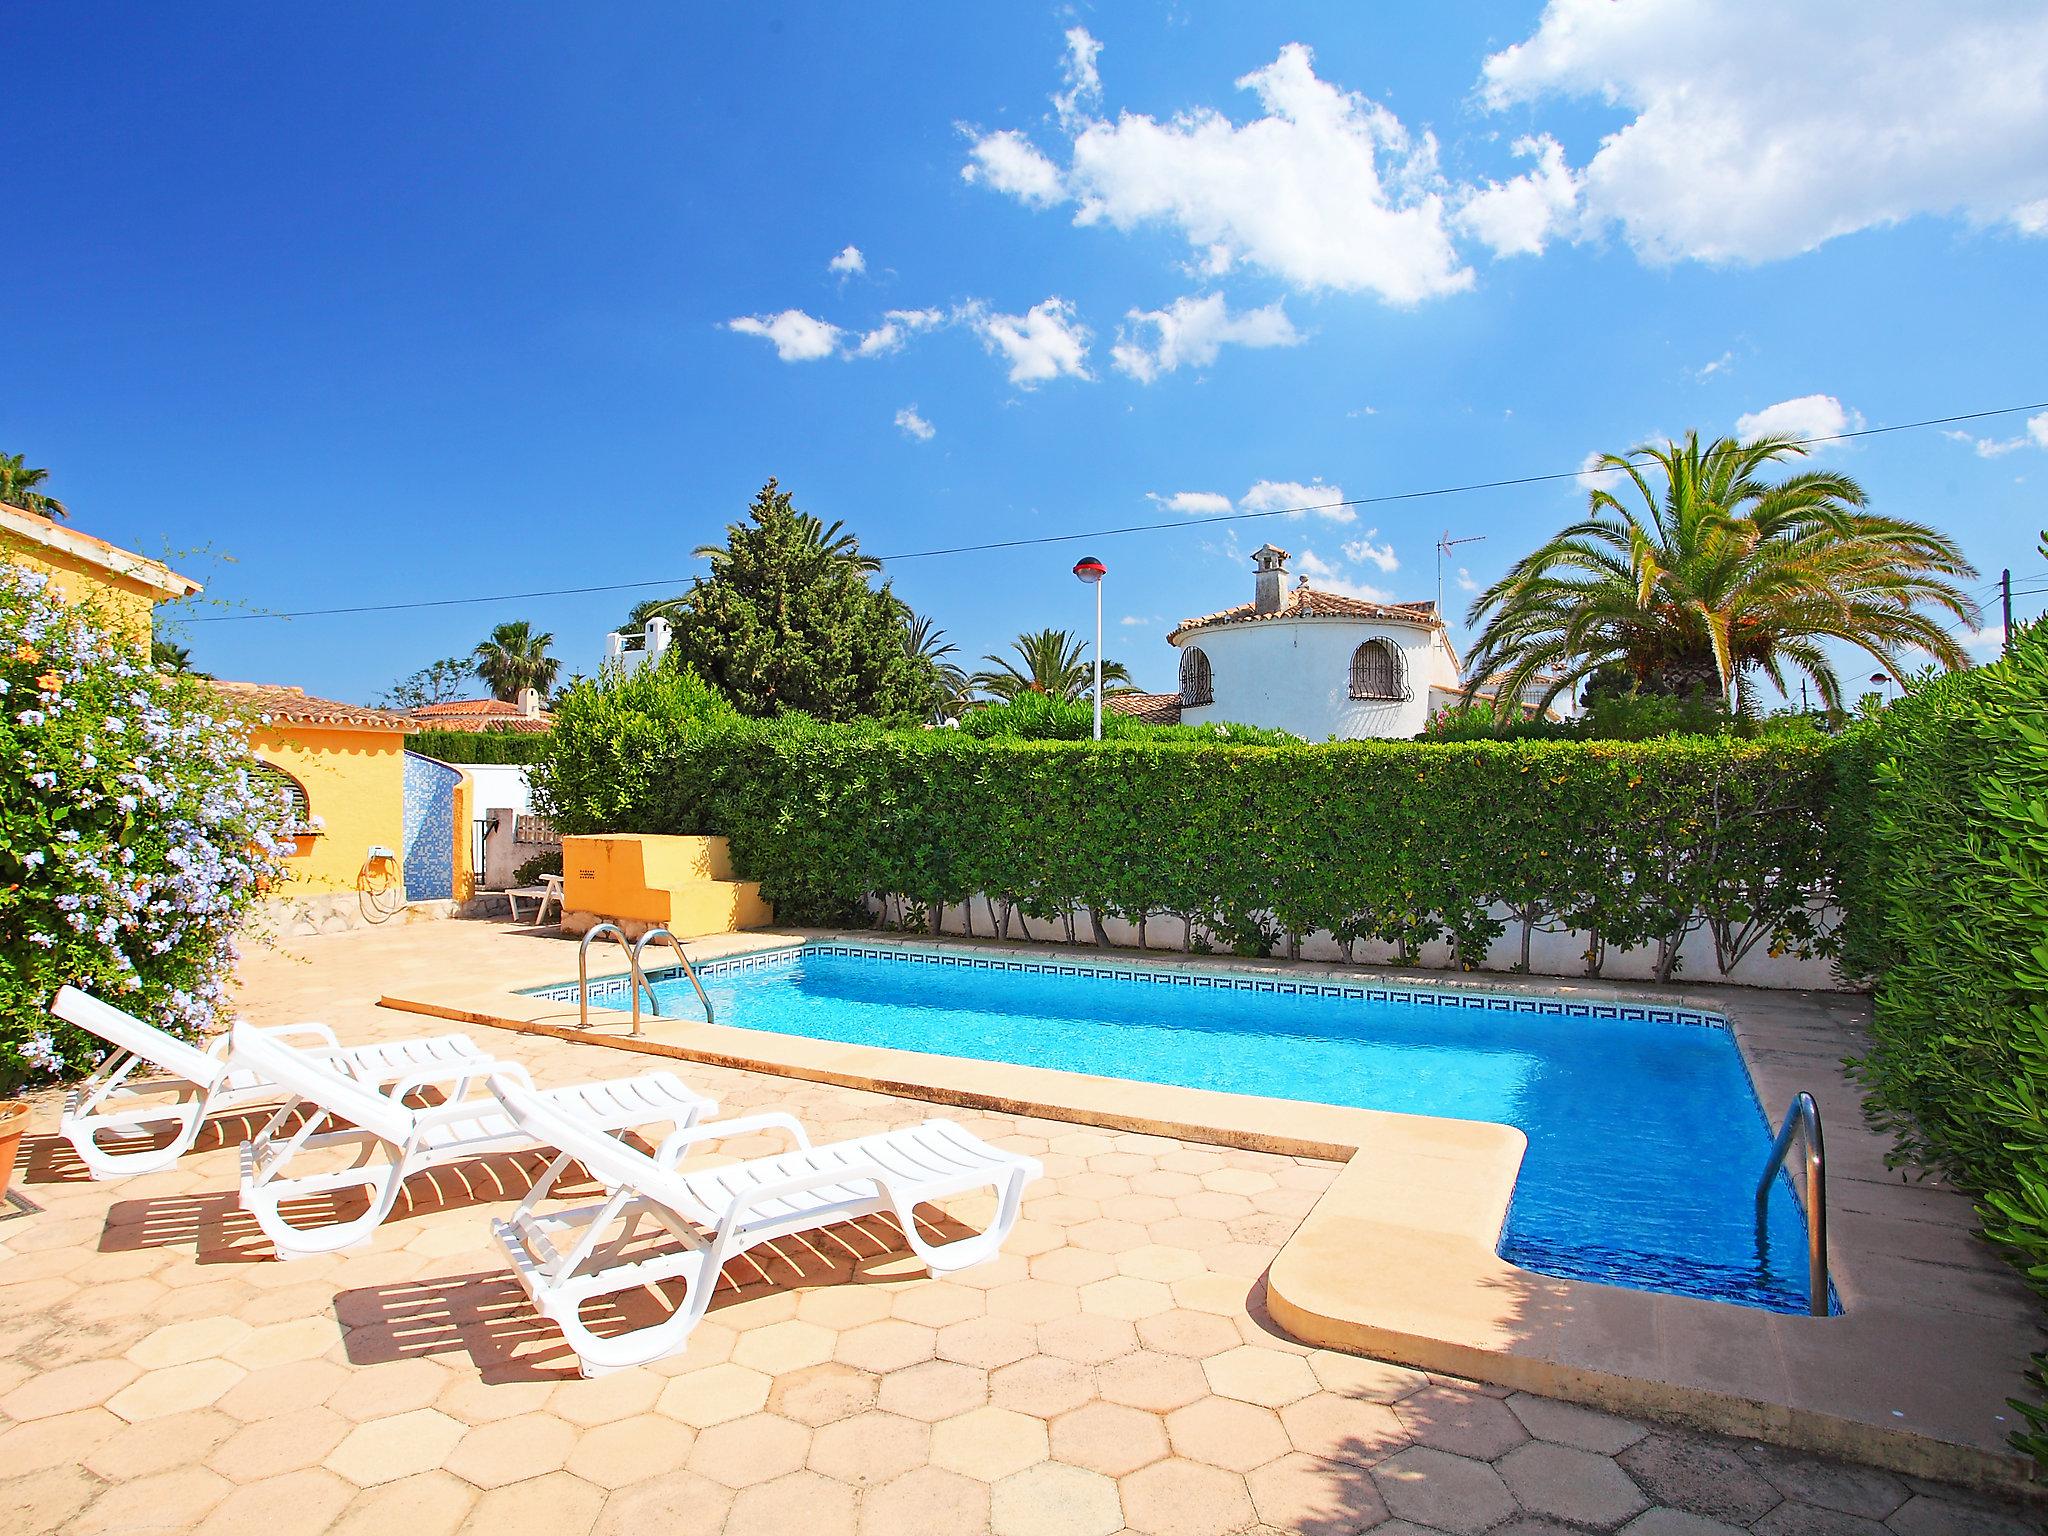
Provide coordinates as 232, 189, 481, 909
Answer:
1251, 544, 1290, 614
517, 687, 541, 719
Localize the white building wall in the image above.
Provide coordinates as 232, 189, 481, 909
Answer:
1177, 620, 1449, 741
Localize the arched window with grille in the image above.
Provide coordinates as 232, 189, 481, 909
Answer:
1349, 638, 1404, 701
252, 762, 314, 834
1179, 646, 1213, 707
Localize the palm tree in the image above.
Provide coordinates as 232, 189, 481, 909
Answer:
150, 639, 211, 678
971, 628, 1133, 703
1463, 432, 1979, 715
691, 499, 880, 579
0, 454, 69, 520
472, 620, 560, 702
903, 611, 971, 715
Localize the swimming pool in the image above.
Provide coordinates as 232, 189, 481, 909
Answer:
557, 942, 1828, 1315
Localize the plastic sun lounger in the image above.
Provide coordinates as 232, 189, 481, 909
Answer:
230, 1022, 718, 1261
49, 985, 495, 1181
484, 1073, 1044, 1376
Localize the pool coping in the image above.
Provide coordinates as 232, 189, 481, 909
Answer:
378, 927, 2042, 1495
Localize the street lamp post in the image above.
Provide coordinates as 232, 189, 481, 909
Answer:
1073, 555, 1107, 741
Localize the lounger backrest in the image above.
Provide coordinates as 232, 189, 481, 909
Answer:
51, 986, 224, 1089
229, 1022, 416, 1144
486, 1072, 665, 1195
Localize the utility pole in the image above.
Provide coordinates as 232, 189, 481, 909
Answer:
2004, 568, 2015, 656
1436, 530, 1486, 618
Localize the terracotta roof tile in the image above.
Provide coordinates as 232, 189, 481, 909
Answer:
1106, 691, 1183, 725
1167, 585, 1441, 643
211, 681, 411, 731
405, 698, 553, 732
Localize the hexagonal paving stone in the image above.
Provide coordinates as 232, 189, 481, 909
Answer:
768, 1362, 880, 1427
1038, 1313, 1140, 1366
190, 1467, 357, 1536
990, 1354, 1096, 1419
937, 1316, 1040, 1370
224, 1316, 343, 1370
462, 1470, 605, 1536
730, 1317, 837, 1374
4, 1463, 103, 1536
73, 1467, 234, 1536
796, 1285, 897, 1330
1077, 1275, 1175, 1322
810, 1410, 929, 1486
549, 1370, 664, 1428
1279, 1391, 1408, 1466
1135, 1309, 1242, 1359
728, 1468, 858, 1535
1163, 1395, 1291, 1474
0, 1406, 123, 1475
106, 1360, 246, 1423
1099, 1350, 1211, 1414
1885, 1492, 2037, 1535
208, 1404, 352, 1483
324, 1406, 469, 1488
1048, 1399, 1172, 1478
655, 1362, 773, 1428
878, 1359, 989, 1422
931, 1403, 1051, 1482
434, 1373, 555, 1427
1392, 1383, 1530, 1461
1307, 1350, 1428, 1404
442, 1411, 576, 1490
836, 1319, 938, 1373
1499, 1440, 1650, 1527
1748, 1504, 1890, 1536
685, 1411, 812, 1489
565, 1416, 698, 1490
1116, 1455, 1255, 1536
325, 1358, 453, 1422
1505, 1391, 1647, 1454
892, 1283, 988, 1328
128, 1317, 255, 1369
1372, 1445, 1516, 1535
1614, 1513, 1755, 1536
1202, 1345, 1319, 1409
85, 1408, 238, 1481
326, 1470, 478, 1536
589, 1469, 734, 1536
987, 1280, 1083, 1326
991, 1460, 1125, 1536
1618, 1433, 1786, 1526
1738, 1443, 1909, 1520
1245, 1449, 1390, 1535
215, 1359, 351, 1424
858, 1464, 992, 1536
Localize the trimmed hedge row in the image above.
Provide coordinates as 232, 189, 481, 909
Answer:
1836, 620, 2048, 1457
403, 729, 550, 765
535, 711, 1837, 979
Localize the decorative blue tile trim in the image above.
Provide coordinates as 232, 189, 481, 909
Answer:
524, 940, 1725, 1028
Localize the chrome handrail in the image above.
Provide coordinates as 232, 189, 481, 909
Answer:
577, 923, 644, 1036
633, 927, 715, 1025
1756, 1091, 1829, 1316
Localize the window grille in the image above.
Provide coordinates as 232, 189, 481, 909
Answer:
1349, 639, 1404, 700
1179, 647, 1213, 707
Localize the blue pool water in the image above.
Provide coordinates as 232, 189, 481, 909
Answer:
580, 945, 1826, 1314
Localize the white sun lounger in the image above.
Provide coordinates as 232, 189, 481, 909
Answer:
50, 985, 495, 1181
484, 1072, 1043, 1376
231, 1021, 718, 1261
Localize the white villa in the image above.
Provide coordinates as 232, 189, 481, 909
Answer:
1114, 544, 1575, 740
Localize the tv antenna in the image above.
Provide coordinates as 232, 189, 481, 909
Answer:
1436, 529, 1486, 618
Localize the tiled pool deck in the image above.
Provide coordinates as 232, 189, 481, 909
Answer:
2, 922, 2038, 1535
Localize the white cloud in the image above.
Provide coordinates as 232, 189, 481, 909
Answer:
1951, 410, 2048, 457
1453, 135, 1580, 258
1053, 26, 1103, 127
1962, 623, 2008, 658
894, 404, 935, 442
970, 297, 1092, 387
1294, 549, 1393, 603
969, 41, 1470, 304
726, 308, 843, 362
1110, 293, 1301, 383
854, 307, 947, 358
1119, 614, 1151, 627
1341, 533, 1399, 573
1479, 0, 2048, 264
961, 129, 1067, 208
829, 244, 866, 276
1348, 405, 1378, 418
1240, 478, 1354, 523
1456, 567, 1479, 592
1734, 394, 1864, 445
1148, 490, 1235, 517
1694, 351, 1735, 381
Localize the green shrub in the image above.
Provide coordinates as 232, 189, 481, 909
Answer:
959, 692, 1298, 745
0, 563, 291, 1089
404, 728, 550, 765
512, 848, 562, 885
529, 663, 743, 839
1836, 618, 2048, 1458
535, 684, 1838, 979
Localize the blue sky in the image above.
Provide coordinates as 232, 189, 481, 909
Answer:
5, 2, 2045, 701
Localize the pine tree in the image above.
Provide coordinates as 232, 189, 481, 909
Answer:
674, 480, 940, 724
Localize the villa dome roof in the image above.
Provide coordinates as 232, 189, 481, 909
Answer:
1167, 584, 1442, 645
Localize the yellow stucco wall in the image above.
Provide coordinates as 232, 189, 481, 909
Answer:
4, 544, 161, 646
250, 724, 408, 895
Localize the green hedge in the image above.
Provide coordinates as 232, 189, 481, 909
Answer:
403, 729, 551, 764
1837, 621, 2048, 1456
535, 701, 1837, 977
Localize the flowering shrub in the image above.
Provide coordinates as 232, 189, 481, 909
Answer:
0, 563, 291, 1088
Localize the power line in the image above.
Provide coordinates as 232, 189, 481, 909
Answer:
186, 398, 2048, 623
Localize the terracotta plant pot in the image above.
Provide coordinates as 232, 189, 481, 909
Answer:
0, 1101, 28, 1204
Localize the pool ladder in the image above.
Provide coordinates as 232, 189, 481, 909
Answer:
575, 924, 715, 1037
1756, 1091, 1830, 1316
